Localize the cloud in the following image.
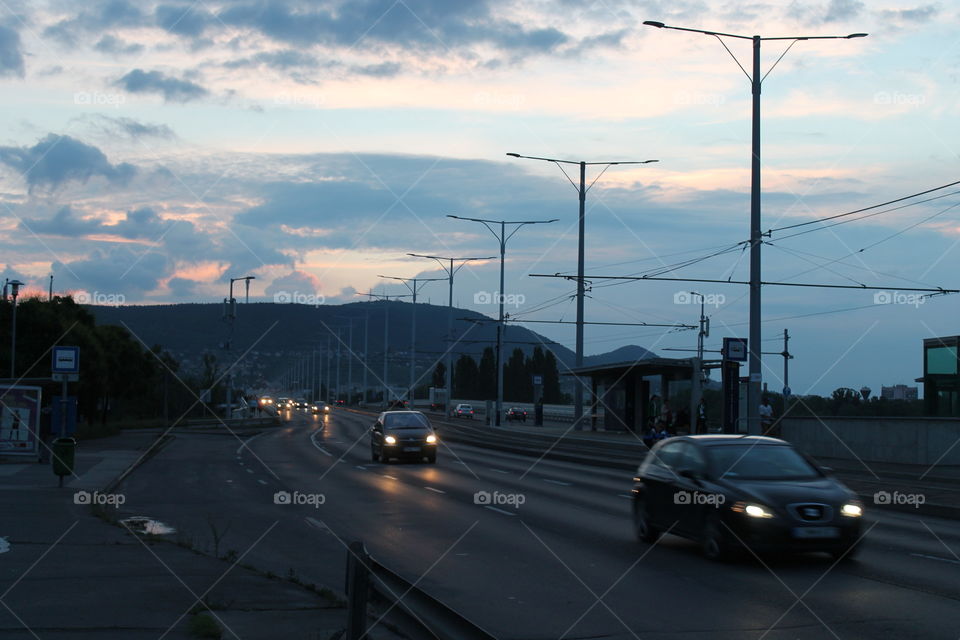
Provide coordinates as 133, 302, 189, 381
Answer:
94, 34, 144, 55
223, 49, 320, 71
117, 69, 209, 102
0, 134, 137, 190
92, 115, 176, 140
167, 276, 199, 297
879, 5, 939, 22
0, 25, 24, 77
155, 3, 217, 37
52, 245, 169, 297
43, 0, 145, 45
823, 0, 864, 22
20, 206, 103, 236
265, 269, 323, 299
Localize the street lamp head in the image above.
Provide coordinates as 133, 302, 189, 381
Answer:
846, 32, 868, 38
505, 153, 520, 157
8, 280, 24, 297
643, 20, 665, 28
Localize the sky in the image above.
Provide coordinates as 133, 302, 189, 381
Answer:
0, 0, 958, 397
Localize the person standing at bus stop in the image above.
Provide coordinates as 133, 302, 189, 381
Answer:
759, 396, 776, 437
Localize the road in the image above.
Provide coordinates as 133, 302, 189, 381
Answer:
115, 409, 960, 639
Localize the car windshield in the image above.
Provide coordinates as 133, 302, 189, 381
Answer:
708, 444, 819, 481
460, 405, 472, 410
384, 413, 429, 429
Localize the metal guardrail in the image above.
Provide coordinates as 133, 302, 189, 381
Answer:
345, 541, 498, 640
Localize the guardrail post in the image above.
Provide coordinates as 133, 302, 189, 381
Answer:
345, 541, 371, 639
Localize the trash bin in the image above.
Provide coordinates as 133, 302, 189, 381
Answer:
535, 402, 544, 426
51, 437, 76, 477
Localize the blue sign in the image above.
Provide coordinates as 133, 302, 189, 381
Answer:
52, 346, 80, 374
722, 338, 748, 362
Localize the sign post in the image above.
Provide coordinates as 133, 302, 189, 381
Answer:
52, 347, 80, 438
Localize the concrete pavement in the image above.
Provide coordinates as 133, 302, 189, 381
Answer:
0, 429, 373, 640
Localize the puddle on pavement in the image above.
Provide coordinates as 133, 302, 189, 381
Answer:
119, 516, 176, 535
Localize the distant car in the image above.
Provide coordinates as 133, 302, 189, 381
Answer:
388, 399, 408, 410
506, 407, 527, 423
295, 398, 308, 409
277, 397, 293, 410
311, 402, 330, 414
258, 396, 274, 407
632, 435, 863, 561
370, 411, 438, 463
335, 399, 345, 407
453, 403, 474, 419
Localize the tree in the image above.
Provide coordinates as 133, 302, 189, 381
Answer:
453, 354, 479, 399
432, 361, 446, 389
542, 349, 562, 403
478, 347, 496, 399
504, 347, 531, 401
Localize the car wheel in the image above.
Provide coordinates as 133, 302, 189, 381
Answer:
633, 496, 661, 544
701, 512, 729, 561
379, 450, 390, 463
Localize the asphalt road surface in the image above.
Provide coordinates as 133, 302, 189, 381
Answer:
114, 409, 960, 639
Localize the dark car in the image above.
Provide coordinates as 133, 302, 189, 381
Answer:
506, 407, 527, 422
370, 411, 438, 463
632, 435, 863, 561
453, 403, 474, 419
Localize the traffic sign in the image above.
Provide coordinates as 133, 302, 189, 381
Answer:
52, 346, 80, 374
51, 373, 79, 382
532, 375, 543, 385
722, 338, 747, 362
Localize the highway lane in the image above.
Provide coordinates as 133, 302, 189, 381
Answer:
116, 409, 960, 639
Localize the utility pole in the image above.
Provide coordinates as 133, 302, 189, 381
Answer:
407, 253, 494, 413
377, 276, 443, 406
507, 153, 657, 429
325, 334, 332, 403
782, 329, 793, 400
363, 309, 369, 405
447, 215, 557, 426
643, 20, 866, 434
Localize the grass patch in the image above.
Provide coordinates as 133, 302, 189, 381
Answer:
187, 612, 222, 639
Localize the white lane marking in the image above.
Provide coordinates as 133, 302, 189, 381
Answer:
245, 468, 254, 474
382, 475, 397, 480
226, 480, 233, 484
0, 538, 9, 554
310, 431, 333, 456
911, 552, 960, 565
618, 494, 632, 499
543, 479, 572, 486
484, 506, 517, 516
257, 479, 268, 485
236, 430, 270, 456
338, 459, 347, 464
490, 469, 510, 474
424, 487, 445, 494
355, 465, 368, 470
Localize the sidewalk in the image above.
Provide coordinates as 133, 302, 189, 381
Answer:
0, 430, 368, 640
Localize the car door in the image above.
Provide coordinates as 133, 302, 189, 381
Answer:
671, 442, 711, 535
643, 440, 686, 529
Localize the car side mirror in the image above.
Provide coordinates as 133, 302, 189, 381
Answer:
678, 468, 702, 483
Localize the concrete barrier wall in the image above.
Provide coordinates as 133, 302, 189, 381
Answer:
781, 416, 960, 465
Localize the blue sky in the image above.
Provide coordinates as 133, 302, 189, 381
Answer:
0, 0, 958, 396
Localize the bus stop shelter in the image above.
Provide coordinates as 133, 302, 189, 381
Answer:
568, 357, 703, 433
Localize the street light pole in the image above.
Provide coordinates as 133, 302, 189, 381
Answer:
407, 253, 494, 414
447, 214, 557, 426
506, 153, 657, 429
225, 276, 255, 419
377, 275, 444, 407
8, 280, 23, 378
642, 20, 866, 434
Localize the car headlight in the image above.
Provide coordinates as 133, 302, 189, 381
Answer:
426, 434, 437, 444
384, 435, 397, 445
841, 503, 863, 517
732, 501, 775, 519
